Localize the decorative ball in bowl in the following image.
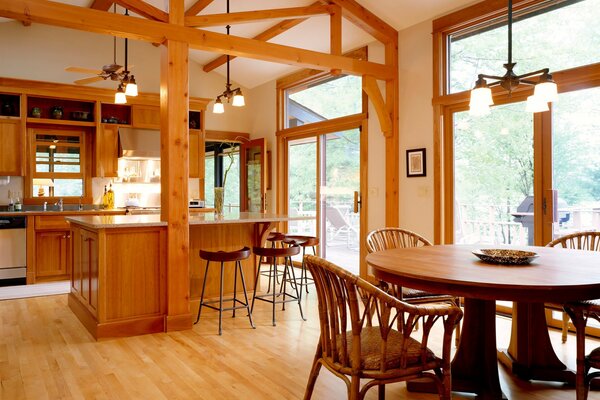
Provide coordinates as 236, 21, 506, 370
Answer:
71, 111, 90, 121
472, 249, 538, 265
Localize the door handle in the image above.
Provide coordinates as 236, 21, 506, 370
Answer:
353, 191, 361, 213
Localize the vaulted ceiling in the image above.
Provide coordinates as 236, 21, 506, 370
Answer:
1, 0, 480, 88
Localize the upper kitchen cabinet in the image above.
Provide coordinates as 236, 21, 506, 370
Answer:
1, 93, 20, 117
131, 105, 160, 129
26, 96, 95, 127
94, 124, 119, 178
241, 138, 267, 212
0, 118, 22, 176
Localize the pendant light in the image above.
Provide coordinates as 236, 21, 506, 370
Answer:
469, 0, 558, 114
113, 7, 138, 103
212, 0, 245, 114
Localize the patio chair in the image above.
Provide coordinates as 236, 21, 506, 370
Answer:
325, 205, 357, 247
303, 255, 462, 400
548, 231, 600, 400
366, 227, 462, 346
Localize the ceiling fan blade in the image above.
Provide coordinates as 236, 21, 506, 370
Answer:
74, 76, 105, 85
66, 66, 104, 75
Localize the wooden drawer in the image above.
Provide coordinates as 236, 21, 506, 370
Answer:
35, 215, 71, 230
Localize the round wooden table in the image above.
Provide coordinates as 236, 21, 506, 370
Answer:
366, 244, 600, 399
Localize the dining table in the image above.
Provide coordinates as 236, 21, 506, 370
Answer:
366, 244, 600, 399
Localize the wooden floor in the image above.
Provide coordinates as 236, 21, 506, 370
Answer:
1, 291, 599, 399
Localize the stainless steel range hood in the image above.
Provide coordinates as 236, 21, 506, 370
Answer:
118, 127, 160, 159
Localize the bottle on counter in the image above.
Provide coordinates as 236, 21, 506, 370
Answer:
7, 190, 14, 212
14, 193, 21, 211
102, 185, 108, 209
107, 184, 115, 209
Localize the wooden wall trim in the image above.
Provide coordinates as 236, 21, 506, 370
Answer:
276, 113, 365, 138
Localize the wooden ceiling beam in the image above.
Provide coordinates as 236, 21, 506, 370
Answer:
203, 17, 307, 72
113, 0, 168, 22
185, 5, 331, 28
185, 0, 214, 17
90, 0, 113, 11
0, 0, 394, 80
327, 0, 396, 44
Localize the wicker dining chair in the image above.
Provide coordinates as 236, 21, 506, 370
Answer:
303, 255, 462, 400
546, 231, 600, 343
366, 228, 462, 346
548, 231, 600, 400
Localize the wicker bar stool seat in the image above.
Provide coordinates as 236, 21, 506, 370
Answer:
195, 246, 255, 335
283, 234, 319, 300
251, 245, 306, 326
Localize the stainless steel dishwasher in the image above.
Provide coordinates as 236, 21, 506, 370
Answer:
0, 216, 27, 286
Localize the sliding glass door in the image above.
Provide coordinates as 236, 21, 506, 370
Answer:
287, 128, 361, 274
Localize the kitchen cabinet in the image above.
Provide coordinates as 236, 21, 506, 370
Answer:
131, 105, 160, 129
189, 129, 200, 178
0, 118, 22, 175
94, 124, 119, 177
33, 216, 71, 282
241, 138, 267, 212
71, 227, 98, 316
35, 230, 70, 281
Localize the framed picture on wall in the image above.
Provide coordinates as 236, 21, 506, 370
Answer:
406, 148, 426, 177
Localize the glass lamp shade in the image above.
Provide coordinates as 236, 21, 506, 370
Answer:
213, 99, 224, 114
534, 81, 558, 103
470, 86, 494, 108
124, 79, 138, 97
469, 103, 491, 116
232, 91, 245, 107
525, 95, 549, 113
115, 88, 127, 104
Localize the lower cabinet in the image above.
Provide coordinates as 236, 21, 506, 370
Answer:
71, 227, 98, 315
34, 230, 71, 281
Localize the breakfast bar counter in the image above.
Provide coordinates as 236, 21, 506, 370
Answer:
65, 212, 309, 339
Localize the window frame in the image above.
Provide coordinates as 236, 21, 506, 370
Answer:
25, 126, 92, 204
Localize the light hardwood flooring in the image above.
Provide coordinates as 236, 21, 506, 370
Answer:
1, 292, 599, 399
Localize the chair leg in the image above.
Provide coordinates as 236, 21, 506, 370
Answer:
349, 375, 360, 400
377, 384, 385, 400
565, 306, 588, 400
237, 260, 255, 329
272, 257, 277, 326
232, 260, 238, 318
251, 256, 261, 315
288, 256, 306, 321
303, 344, 323, 400
562, 311, 570, 343
195, 260, 211, 324
218, 261, 224, 335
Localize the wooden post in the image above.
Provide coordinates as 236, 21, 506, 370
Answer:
161, 0, 192, 331
385, 39, 399, 227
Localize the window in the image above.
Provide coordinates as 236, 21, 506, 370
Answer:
204, 141, 240, 209
31, 128, 84, 198
447, 0, 600, 94
284, 75, 362, 128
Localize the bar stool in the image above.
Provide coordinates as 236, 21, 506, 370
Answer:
251, 245, 306, 326
195, 246, 255, 335
283, 235, 319, 301
262, 231, 286, 293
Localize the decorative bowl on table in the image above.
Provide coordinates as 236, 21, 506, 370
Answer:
472, 249, 538, 265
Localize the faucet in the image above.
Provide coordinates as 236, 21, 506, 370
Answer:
55, 198, 63, 211
43, 201, 47, 211
78, 196, 84, 211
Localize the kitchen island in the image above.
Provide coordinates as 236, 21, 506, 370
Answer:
66, 212, 310, 339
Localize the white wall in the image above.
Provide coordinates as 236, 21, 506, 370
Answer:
397, 20, 435, 241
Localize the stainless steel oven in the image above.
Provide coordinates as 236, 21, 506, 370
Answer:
0, 216, 27, 286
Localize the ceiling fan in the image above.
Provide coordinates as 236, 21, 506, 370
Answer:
65, 34, 134, 86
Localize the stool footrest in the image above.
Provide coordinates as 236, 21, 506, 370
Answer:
253, 292, 301, 305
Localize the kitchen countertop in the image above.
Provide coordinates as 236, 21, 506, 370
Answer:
66, 211, 313, 229
0, 208, 126, 217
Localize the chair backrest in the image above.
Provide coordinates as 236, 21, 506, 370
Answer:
304, 255, 456, 374
325, 206, 349, 229
546, 231, 600, 251
366, 228, 432, 254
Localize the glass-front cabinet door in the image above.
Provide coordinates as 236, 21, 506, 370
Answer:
241, 138, 266, 212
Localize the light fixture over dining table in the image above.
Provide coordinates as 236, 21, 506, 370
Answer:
469, 0, 558, 115
212, 0, 245, 114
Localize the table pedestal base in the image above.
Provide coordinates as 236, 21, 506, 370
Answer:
498, 302, 575, 385
408, 298, 507, 399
